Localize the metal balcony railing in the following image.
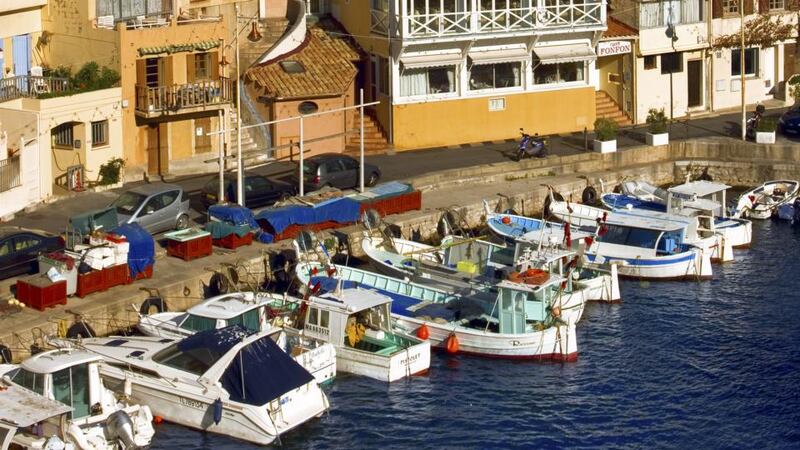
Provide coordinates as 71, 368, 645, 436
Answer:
0, 155, 21, 193
135, 78, 233, 115
0, 76, 70, 103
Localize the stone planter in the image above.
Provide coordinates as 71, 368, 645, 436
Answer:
593, 139, 617, 153
646, 132, 669, 146
756, 131, 776, 144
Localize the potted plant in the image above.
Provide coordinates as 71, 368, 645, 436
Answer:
593, 118, 618, 153
645, 108, 669, 146
755, 117, 778, 144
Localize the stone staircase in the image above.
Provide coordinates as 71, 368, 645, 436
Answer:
596, 90, 633, 127
228, 107, 264, 167
345, 112, 389, 155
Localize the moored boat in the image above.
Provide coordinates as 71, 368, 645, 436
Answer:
733, 180, 800, 219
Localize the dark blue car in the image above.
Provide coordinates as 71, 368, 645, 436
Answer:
0, 228, 65, 280
779, 105, 800, 136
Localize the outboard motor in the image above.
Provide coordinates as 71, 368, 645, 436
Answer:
105, 410, 137, 449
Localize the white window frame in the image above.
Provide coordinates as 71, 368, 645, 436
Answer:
53, 123, 74, 148
468, 61, 525, 94
768, 0, 784, 10
731, 48, 759, 78
91, 120, 109, 147
398, 64, 460, 100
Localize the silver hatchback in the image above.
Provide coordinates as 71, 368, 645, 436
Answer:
109, 183, 191, 234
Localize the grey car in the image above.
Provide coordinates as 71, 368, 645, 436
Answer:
301, 153, 381, 192
109, 183, 191, 234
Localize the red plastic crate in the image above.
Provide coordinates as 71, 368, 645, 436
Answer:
167, 235, 213, 261
128, 265, 153, 283
77, 270, 106, 298
16, 277, 67, 311
213, 232, 253, 249
102, 264, 129, 289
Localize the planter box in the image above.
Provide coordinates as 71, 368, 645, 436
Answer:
593, 139, 617, 153
646, 132, 669, 146
16, 277, 67, 311
756, 131, 776, 144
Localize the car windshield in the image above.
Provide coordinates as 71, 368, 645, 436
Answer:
111, 192, 146, 215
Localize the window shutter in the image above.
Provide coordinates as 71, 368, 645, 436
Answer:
787, 0, 799, 10
712, 0, 723, 18
758, 0, 769, 11
744, 0, 754, 14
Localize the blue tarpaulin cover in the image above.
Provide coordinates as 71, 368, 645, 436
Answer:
205, 221, 251, 239
350, 181, 413, 200
178, 326, 315, 405
255, 197, 361, 234
111, 223, 155, 279
208, 204, 259, 229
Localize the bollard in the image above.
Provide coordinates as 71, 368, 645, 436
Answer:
583, 127, 588, 151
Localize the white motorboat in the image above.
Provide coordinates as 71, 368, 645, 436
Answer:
78, 327, 329, 446
733, 180, 800, 219
297, 261, 581, 361
289, 285, 431, 382
0, 348, 155, 450
483, 200, 594, 245
138, 291, 337, 385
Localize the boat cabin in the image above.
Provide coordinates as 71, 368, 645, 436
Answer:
595, 211, 694, 257
440, 237, 514, 277
175, 293, 269, 334
666, 181, 731, 218
4, 349, 105, 421
512, 247, 578, 290
492, 280, 563, 334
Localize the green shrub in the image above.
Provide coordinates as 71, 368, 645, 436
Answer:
789, 74, 800, 102
756, 117, 778, 132
594, 118, 618, 142
646, 108, 668, 134
98, 158, 125, 185
36, 62, 120, 99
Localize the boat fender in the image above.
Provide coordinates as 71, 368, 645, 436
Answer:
0, 345, 11, 363
445, 334, 459, 354
213, 398, 223, 425
66, 321, 95, 339
416, 324, 430, 340
582, 186, 598, 205
139, 296, 167, 316
501, 216, 511, 225
104, 410, 137, 449
208, 273, 230, 297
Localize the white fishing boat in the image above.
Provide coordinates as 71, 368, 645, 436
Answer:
138, 292, 337, 385
0, 348, 155, 450
287, 285, 431, 382
583, 210, 713, 280
483, 200, 594, 245
296, 261, 581, 361
733, 180, 800, 219
77, 327, 329, 446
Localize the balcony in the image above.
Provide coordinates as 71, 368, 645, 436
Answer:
370, 0, 605, 39
0, 76, 70, 103
135, 78, 233, 118
636, 0, 704, 30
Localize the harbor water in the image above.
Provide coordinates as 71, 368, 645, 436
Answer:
151, 220, 800, 449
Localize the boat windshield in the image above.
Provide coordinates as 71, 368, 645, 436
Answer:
600, 225, 661, 249
180, 315, 218, 332
10, 368, 45, 396
152, 343, 226, 376
226, 307, 262, 332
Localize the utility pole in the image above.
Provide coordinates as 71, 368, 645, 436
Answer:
740, 0, 746, 141
235, 2, 244, 205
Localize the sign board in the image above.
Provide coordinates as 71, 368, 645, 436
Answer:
597, 41, 632, 57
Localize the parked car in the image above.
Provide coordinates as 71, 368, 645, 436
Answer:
779, 106, 800, 136
109, 183, 190, 234
300, 153, 381, 192
201, 173, 296, 210
0, 227, 65, 280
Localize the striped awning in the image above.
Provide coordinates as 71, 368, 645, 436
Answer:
138, 40, 221, 56
469, 45, 530, 66
534, 43, 596, 65
400, 50, 462, 70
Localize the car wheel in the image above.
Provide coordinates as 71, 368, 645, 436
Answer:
367, 172, 380, 187
279, 192, 291, 202
176, 214, 190, 230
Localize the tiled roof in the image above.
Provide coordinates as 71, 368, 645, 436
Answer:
246, 28, 359, 101
604, 17, 638, 39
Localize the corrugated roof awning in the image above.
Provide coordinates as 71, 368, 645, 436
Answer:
400, 51, 462, 70
469, 45, 530, 65
138, 40, 221, 56
534, 43, 596, 65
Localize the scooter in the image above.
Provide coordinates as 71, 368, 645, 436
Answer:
516, 128, 547, 160
745, 104, 766, 139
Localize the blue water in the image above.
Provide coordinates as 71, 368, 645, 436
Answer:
151, 220, 800, 449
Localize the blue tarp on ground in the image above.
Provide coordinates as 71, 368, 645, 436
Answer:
208, 204, 259, 229
110, 223, 155, 279
255, 197, 362, 234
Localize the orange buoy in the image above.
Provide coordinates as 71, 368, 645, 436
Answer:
445, 334, 459, 354
153, 415, 164, 425
508, 268, 550, 285
416, 324, 430, 340
501, 216, 511, 225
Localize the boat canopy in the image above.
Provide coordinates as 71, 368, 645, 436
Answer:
188, 293, 263, 320
0, 382, 72, 428
317, 287, 392, 312
668, 181, 731, 198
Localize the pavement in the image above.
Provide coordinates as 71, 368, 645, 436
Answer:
6, 104, 796, 234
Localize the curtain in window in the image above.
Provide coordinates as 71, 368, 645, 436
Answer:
663, 0, 682, 25
52, 368, 72, 410
684, 0, 701, 22
229, 310, 261, 332
639, 2, 662, 28
70, 364, 90, 418
400, 69, 428, 96
181, 315, 217, 332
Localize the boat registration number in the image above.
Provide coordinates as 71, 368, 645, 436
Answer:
180, 397, 205, 410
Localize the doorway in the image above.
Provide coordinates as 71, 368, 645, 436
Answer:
687, 60, 703, 108
784, 43, 797, 81
146, 124, 169, 175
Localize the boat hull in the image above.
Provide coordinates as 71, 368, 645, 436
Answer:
336, 342, 431, 383
584, 249, 712, 280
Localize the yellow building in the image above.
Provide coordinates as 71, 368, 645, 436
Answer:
39, 0, 231, 178
329, 0, 607, 150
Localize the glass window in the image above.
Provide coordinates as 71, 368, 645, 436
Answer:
112, 192, 146, 215
625, 228, 660, 249
308, 307, 319, 325
52, 368, 72, 407
769, 0, 785, 9
340, 157, 358, 170
722, 0, 738, 14
661, 53, 683, 74
153, 344, 222, 376
229, 309, 261, 332
533, 61, 585, 85
11, 368, 44, 395
320, 310, 330, 328
13, 236, 41, 252
53, 123, 74, 148
91, 120, 109, 147
246, 177, 270, 192
0, 241, 10, 257
145, 58, 160, 88
194, 52, 210, 80
159, 190, 179, 208
70, 363, 90, 418
731, 48, 758, 77
326, 161, 345, 173
400, 66, 456, 96
599, 225, 630, 245
180, 315, 217, 332
470, 62, 522, 90
644, 55, 657, 70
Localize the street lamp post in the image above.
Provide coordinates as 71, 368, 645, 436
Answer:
740, 0, 746, 141
235, 2, 244, 205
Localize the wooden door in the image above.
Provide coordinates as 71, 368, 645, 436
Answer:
146, 124, 169, 175
785, 43, 797, 81
687, 60, 703, 108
